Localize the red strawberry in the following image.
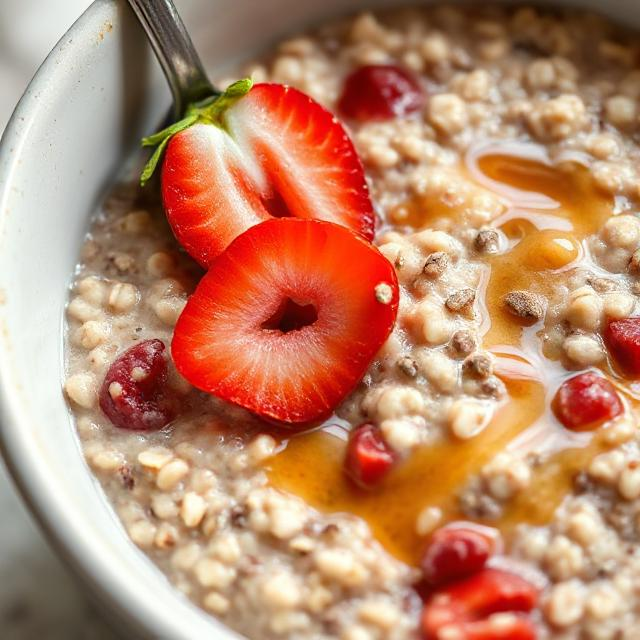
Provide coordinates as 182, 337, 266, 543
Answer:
605, 318, 640, 376
171, 218, 399, 424
99, 339, 176, 430
422, 568, 538, 640
338, 64, 424, 122
145, 79, 374, 266
421, 525, 497, 585
345, 423, 396, 488
553, 371, 623, 431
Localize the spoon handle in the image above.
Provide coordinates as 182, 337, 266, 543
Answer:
126, 0, 216, 117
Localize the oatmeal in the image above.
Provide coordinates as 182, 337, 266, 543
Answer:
64, 5, 640, 639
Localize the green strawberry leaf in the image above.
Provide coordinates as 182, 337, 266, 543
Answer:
204, 78, 253, 122
139, 78, 254, 187
140, 136, 169, 187
141, 113, 198, 148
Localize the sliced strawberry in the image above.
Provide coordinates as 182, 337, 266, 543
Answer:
345, 423, 396, 488
605, 318, 640, 376
553, 371, 623, 431
171, 219, 398, 424
422, 568, 538, 640
157, 81, 374, 266
99, 339, 176, 430
421, 524, 497, 585
338, 64, 424, 122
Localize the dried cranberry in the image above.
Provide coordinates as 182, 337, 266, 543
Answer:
338, 64, 424, 121
344, 423, 395, 488
421, 524, 495, 585
553, 371, 623, 431
605, 317, 640, 376
99, 339, 176, 430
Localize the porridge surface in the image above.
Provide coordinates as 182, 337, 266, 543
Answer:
64, 5, 640, 639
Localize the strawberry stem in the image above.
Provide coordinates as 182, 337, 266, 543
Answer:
140, 78, 253, 186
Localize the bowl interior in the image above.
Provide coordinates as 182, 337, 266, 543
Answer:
1, 0, 640, 638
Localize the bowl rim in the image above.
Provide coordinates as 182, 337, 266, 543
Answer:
0, 2, 233, 638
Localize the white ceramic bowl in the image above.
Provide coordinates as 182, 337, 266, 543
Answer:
1, 0, 639, 637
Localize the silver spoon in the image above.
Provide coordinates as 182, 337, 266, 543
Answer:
126, 0, 217, 118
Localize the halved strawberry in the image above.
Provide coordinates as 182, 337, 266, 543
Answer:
143, 79, 375, 266
171, 218, 398, 423
422, 568, 538, 640
160, 122, 270, 267
552, 371, 623, 431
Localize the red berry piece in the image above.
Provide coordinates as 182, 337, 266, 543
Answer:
338, 64, 424, 122
345, 424, 396, 488
553, 371, 623, 431
605, 317, 640, 376
422, 568, 538, 640
99, 339, 176, 430
454, 617, 537, 640
421, 524, 496, 585
158, 81, 374, 266
172, 219, 399, 424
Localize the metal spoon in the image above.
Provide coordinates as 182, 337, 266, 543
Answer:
126, 0, 217, 118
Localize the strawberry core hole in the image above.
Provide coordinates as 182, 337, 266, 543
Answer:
261, 297, 318, 333
262, 189, 292, 218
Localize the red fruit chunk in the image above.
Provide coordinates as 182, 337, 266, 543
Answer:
421, 525, 496, 585
338, 64, 424, 122
99, 339, 176, 430
422, 568, 538, 640
345, 424, 395, 488
162, 83, 374, 266
172, 219, 399, 424
430, 617, 537, 640
553, 371, 623, 431
605, 318, 640, 376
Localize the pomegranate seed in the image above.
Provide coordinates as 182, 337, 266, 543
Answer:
345, 423, 395, 488
421, 524, 496, 585
338, 64, 424, 121
99, 339, 176, 430
553, 371, 623, 431
605, 317, 640, 375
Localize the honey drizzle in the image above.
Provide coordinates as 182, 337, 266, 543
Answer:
476, 152, 612, 348
267, 144, 628, 565
269, 371, 544, 565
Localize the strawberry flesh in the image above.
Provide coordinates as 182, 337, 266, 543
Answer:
422, 568, 538, 640
162, 83, 374, 266
553, 371, 623, 431
421, 525, 495, 585
162, 123, 270, 267
338, 64, 424, 121
345, 423, 396, 488
605, 317, 640, 376
99, 339, 176, 430
171, 219, 399, 424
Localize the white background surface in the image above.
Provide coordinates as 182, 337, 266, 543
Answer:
0, 1, 119, 637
